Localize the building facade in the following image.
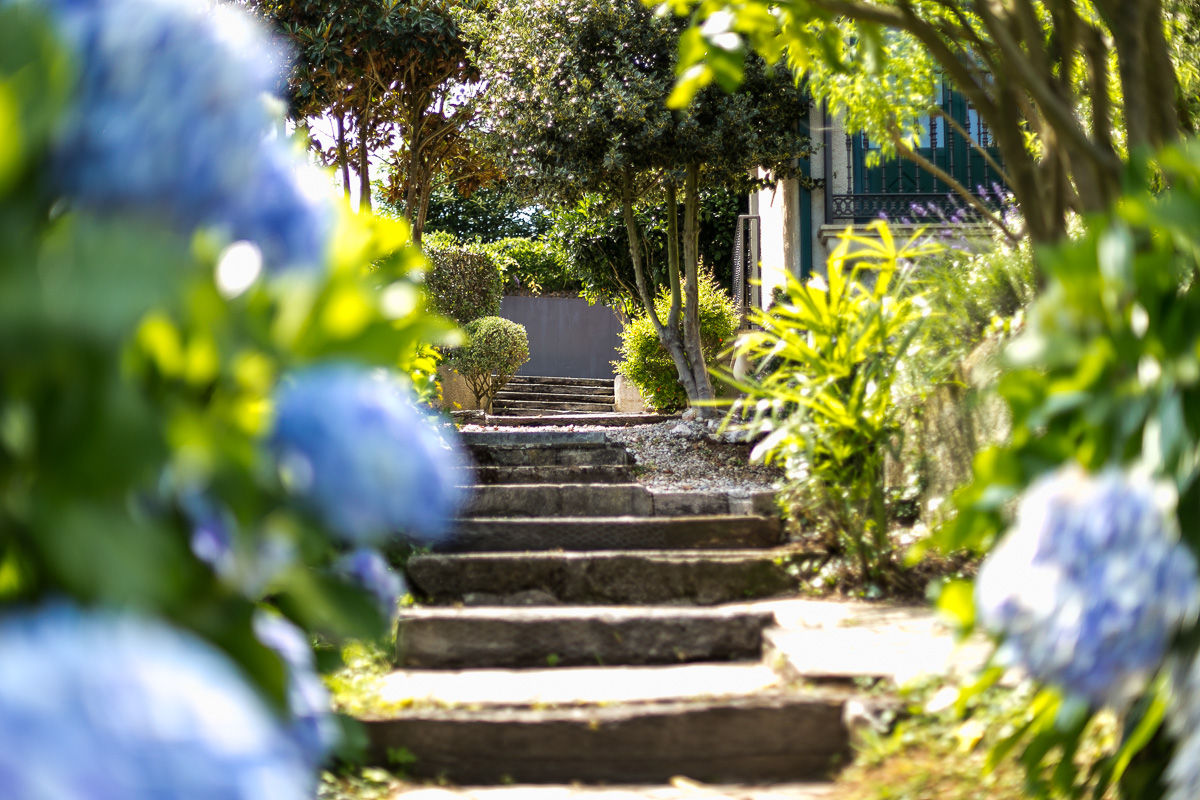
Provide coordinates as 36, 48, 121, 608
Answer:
736, 85, 1006, 313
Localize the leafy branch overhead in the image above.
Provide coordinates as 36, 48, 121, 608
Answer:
661, 0, 1196, 244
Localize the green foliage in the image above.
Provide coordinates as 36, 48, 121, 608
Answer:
422, 243, 502, 324
422, 179, 551, 243
923, 141, 1200, 800
483, 237, 575, 295
0, 5, 456, 709
899, 231, 1037, 387
445, 316, 530, 410
720, 223, 939, 584
616, 267, 738, 412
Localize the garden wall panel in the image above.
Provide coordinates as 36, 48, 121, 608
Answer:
499, 296, 622, 379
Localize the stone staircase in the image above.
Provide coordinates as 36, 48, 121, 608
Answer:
490, 376, 616, 416
363, 428, 864, 786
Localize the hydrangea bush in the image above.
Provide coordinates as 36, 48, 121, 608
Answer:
0, 0, 463, 793
0, 605, 314, 799
975, 467, 1200, 709
933, 143, 1200, 798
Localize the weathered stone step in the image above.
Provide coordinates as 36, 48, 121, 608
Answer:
395, 604, 776, 668
491, 400, 615, 413
468, 443, 630, 468
462, 484, 777, 518
496, 387, 616, 400
483, 412, 676, 427
467, 464, 635, 485
406, 548, 805, 605
360, 666, 850, 783
442, 515, 783, 552
461, 430, 609, 447
508, 376, 614, 388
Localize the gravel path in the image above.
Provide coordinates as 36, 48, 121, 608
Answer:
459, 418, 785, 494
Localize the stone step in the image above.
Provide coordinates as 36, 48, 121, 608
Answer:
496, 387, 616, 400
461, 484, 777, 518
491, 400, 616, 413
483, 412, 676, 427
395, 604, 776, 668
467, 442, 631, 468
441, 515, 784, 552
467, 464, 635, 485
359, 664, 850, 783
461, 431, 609, 447
406, 548, 805, 605
508, 376, 615, 388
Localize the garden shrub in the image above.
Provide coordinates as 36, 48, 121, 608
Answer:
719, 223, 939, 585
445, 316, 530, 411
614, 267, 739, 412
423, 244, 503, 325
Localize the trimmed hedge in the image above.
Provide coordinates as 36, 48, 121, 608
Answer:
446, 316, 530, 411
486, 237, 577, 295
614, 268, 739, 412
424, 245, 503, 325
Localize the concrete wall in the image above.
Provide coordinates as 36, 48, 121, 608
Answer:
499, 295, 623, 379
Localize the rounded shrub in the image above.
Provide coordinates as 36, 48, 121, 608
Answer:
446, 316, 530, 411
615, 268, 739, 412
423, 245, 503, 325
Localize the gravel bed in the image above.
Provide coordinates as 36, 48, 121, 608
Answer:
459, 418, 785, 494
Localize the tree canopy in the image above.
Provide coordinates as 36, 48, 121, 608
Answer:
244, 0, 483, 238
470, 0, 812, 406
663, 0, 1193, 243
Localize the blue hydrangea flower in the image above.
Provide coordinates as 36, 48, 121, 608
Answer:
268, 364, 467, 544
252, 610, 340, 766
975, 466, 1200, 709
180, 489, 237, 577
334, 547, 406, 619
0, 604, 313, 798
8, 0, 332, 270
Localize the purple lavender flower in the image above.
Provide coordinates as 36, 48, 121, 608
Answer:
268, 363, 467, 544
252, 610, 340, 767
0, 604, 312, 798
975, 466, 1200, 709
11, 0, 332, 270
333, 547, 406, 619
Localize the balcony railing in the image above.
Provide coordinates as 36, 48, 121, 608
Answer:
830, 192, 995, 225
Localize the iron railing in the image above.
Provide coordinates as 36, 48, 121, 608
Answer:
829, 192, 995, 224
732, 214, 761, 324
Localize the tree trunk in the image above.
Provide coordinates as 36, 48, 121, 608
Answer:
681, 164, 716, 410
357, 107, 372, 213
620, 171, 698, 400
335, 112, 351, 201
